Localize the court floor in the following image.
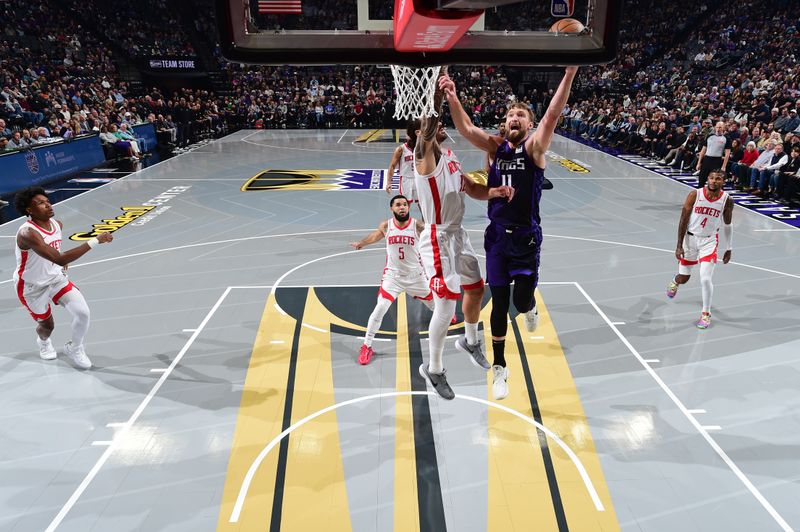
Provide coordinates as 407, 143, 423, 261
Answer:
1, 129, 798, 532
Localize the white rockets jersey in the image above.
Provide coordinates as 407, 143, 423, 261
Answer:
688, 188, 728, 237
384, 217, 422, 276
14, 219, 64, 286
414, 148, 466, 227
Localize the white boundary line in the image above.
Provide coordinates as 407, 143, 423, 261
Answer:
3, 229, 797, 289
44, 286, 248, 531
228, 391, 605, 522
0, 132, 215, 230
572, 281, 792, 531
0, 229, 374, 287
575, 135, 800, 230
336, 129, 349, 143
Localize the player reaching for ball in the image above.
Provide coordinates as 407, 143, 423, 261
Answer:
439, 62, 579, 400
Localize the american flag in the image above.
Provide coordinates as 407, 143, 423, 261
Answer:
257, 0, 302, 14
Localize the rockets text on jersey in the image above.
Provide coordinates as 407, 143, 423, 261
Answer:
688, 188, 728, 237
384, 217, 423, 276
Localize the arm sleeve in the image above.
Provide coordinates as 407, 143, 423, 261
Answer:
720, 222, 732, 251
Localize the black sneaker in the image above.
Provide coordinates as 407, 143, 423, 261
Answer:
419, 364, 455, 400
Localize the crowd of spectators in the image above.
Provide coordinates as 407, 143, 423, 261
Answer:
0, 0, 228, 158
556, 0, 800, 202
3, 0, 799, 204
61, 0, 196, 58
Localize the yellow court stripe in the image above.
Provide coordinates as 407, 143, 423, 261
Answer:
279, 288, 352, 532
216, 292, 302, 531
367, 129, 389, 142
393, 295, 421, 532
518, 293, 620, 531
481, 301, 560, 531
355, 129, 388, 143
355, 130, 377, 142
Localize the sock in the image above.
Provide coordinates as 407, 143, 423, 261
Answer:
428, 297, 456, 374
60, 289, 90, 347
465, 321, 479, 345
700, 261, 715, 314
365, 296, 392, 347
492, 339, 506, 367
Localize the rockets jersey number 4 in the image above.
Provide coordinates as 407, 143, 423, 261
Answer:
384, 217, 422, 276
688, 188, 728, 237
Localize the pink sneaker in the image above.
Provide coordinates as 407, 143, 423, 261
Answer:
358, 344, 374, 365
666, 278, 679, 299
696, 312, 711, 329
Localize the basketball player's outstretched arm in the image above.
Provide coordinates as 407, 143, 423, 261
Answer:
386, 146, 403, 194
720, 197, 734, 263
17, 226, 113, 267
350, 221, 388, 250
461, 173, 515, 202
530, 67, 578, 158
415, 74, 447, 174
439, 74, 501, 154
675, 191, 696, 260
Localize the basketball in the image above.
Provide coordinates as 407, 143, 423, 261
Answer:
549, 18, 585, 33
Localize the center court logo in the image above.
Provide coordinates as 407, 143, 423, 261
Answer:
69, 186, 191, 240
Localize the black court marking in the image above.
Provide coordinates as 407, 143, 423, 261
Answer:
511, 318, 569, 531
269, 287, 308, 532
407, 308, 448, 532
317, 286, 398, 332
242, 170, 315, 191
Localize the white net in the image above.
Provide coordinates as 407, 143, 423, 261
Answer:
390, 65, 442, 120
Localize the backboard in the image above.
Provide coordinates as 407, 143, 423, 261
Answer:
216, 0, 622, 66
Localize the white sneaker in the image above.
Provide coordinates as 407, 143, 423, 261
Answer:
37, 336, 57, 360
524, 305, 539, 332
492, 365, 508, 400
64, 341, 92, 369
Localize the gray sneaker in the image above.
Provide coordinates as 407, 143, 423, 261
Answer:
455, 337, 491, 370
419, 364, 455, 400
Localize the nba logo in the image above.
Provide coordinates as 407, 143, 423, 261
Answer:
551, 0, 574, 17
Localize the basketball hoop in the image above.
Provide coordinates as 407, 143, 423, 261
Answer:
390, 64, 442, 120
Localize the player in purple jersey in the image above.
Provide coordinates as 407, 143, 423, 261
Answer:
440, 67, 578, 399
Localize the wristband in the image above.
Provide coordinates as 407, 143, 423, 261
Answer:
87, 237, 100, 249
